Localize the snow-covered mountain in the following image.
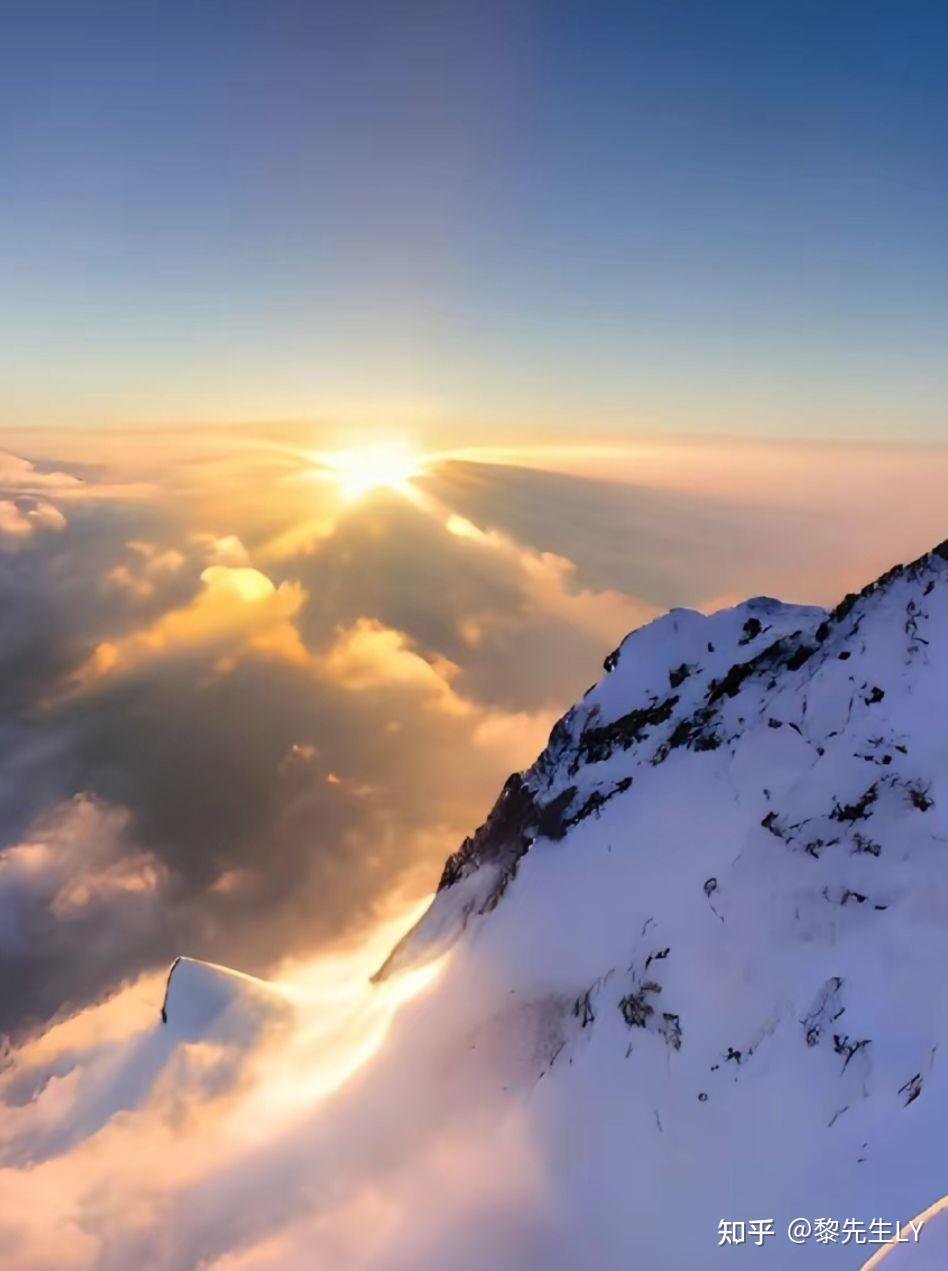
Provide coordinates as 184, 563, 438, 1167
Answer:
366, 538, 948, 1267
8, 541, 948, 1268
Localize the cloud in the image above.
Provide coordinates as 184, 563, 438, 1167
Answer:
0, 450, 83, 494
0, 503, 565, 1037
319, 618, 468, 713
423, 444, 948, 611
0, 497, 66, 544
0, 448, 152, 504
441, 508, 656, 710
190, 533, 251, 567
73, 566, 308, 690
281, 491, 653, 716
103, 540, 185, 599
0, 796, 171, 1038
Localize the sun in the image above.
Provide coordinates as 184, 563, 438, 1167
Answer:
326, 443, 423, 502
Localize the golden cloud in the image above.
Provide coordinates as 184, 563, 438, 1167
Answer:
74, 566, 308, 691
319, 618, 468, 715
0, 497, 66, 541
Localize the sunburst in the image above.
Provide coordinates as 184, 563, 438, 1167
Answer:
324, 444, 423, 502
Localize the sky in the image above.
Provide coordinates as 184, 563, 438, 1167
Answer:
3, 0, 948, 438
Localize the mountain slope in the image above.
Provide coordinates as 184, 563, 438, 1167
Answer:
374, 539, 948, 1267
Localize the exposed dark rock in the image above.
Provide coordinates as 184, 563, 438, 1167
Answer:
619, 981, 661, 1028
574, 696, 679, 768
573, 989, 595, 1029
644, 947, 670, 972
851, 833, 881, 857
831, 592, 859, 624
900, 1073, 923, 1106
562, 778, 632, 831
785, 644, 816, 671
437, 773, 533, 890
761, 810, 781, 837
707, 640, 786, 704
653, 706, 721, 762
833, 1034, 870, 1070
668, 662, 692, 689
660, 1013, 683, 1050
801, 977, 844, 1048
831, 785, 879, 824
536, 786, 580, 840
908, 784, 934, 812
706, 632, 814, 708
739, 617, 763, 645
803, 836, 840, 859
160, 956, 182, 1024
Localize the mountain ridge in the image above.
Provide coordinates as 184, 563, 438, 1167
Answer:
377, 538, 948, 993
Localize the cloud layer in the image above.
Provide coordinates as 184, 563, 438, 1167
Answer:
0, 430, 946, 1047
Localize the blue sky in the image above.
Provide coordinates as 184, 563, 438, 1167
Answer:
3, 0, 947, 438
